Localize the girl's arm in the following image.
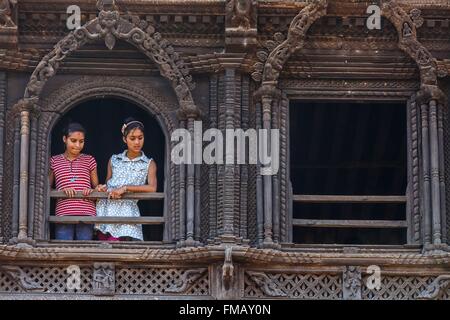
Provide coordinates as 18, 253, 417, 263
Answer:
82, 158, 100, 196
96, 158, 112, 192
82, 167, 100, 196
109, 161, 157, 198
106, 158, 112, 182
49, 169, 54, 187
90, 168, 99, 188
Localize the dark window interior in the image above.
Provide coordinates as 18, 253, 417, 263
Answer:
290, 101, 407, 245
50, 98, 165, 241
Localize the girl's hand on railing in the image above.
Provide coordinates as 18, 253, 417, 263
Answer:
82, 188, 94, 197
108, 186, 127, 199
96, 184, 108, 192
62, 188, 77, 198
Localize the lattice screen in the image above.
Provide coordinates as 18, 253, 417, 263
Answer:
244, 272, 343, 299
116, 268, 209, 295
0, 266, 209, 296
0, 267, 92, 294
362, 275, 449, 300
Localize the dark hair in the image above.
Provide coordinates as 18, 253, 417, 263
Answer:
122, 117, 145, 137
62, 122, 86, 138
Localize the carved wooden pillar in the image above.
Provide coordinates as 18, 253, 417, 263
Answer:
417, 88, 448, 248
178, 119, 186, 244
0, 72, 5, 242
271, 99, 279, 243
261, 96, 273, 245
208, 75, 219, 241
407, 97, 421, 244
17, 108, 31, 242
420, 102, 432, 245
222, 68, 236, 239
255, 100, 264, 244
240, 75, 250, 240
177, 112, 201, 247
194, 155, 201, 242
12, 116, 20, 239
437, 102, 447, 244
429, 100, 442, 245
27, 115, 38, 238
186, 117, 195, 243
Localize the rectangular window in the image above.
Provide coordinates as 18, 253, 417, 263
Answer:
290, 101, 407, 245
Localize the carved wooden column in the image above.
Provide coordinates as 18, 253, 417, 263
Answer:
255, 100, 264, 245
437, 102, 447, 244
208, 75, 219, 241
254, 86, 282, 248
0, 72, 5, 242
186, 117, 196, 244
177, 110, 201, 247
18, 111, 29, 241
421, 102, 432, 245
222, 68, 236, 240
429, 100, 442, 245
417, 88, 448, 249
209, 67, 251, 244
178, 118, 186, 245
27, 115, 38, 238
11, 116, 20, 240
261, 96, 273, 246
17, 101, 33, 244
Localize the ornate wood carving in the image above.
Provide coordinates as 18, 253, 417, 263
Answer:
342, 266, 362, 300
166, 268, 207, 294
0, 0, 16, 28
226, 0, 256, 30
253, 0, 327, 90
246, 271, 287, 297
408, 98, 421, 243
92, 263, 115, 296
225, 0, 257, 51
0, 72, 4, 243
418, 275, 450, 300
22, 0, 199, 118
222, 246, 234, 290
381, 0, 437, 87
0, 265, 45, 292
208, 75, 218, 241
409, 9, 423, 28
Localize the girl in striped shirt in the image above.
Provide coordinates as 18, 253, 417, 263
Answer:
49, 122, 100, 240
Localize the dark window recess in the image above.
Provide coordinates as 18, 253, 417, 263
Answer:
49, 98, 166, 241
290, 101, 407, 245
293, 227, 407, 245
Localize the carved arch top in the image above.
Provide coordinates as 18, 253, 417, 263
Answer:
254, 0, 328, 96
254, 0, 442, 99
22, 1, 200, 118
381, 0, 438, 87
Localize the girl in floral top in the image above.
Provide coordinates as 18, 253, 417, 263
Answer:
96, 118, 157, 241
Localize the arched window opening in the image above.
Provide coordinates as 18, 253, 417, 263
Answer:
48, 98, 166, 242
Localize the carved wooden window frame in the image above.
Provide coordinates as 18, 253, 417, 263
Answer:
282, 88, 419, 246
31, 76, 179, 245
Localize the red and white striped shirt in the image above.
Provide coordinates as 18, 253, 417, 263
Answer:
50, 154, 97, 216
